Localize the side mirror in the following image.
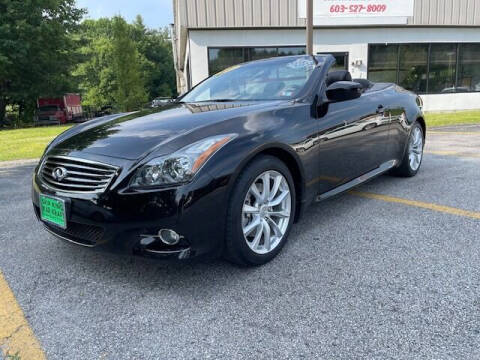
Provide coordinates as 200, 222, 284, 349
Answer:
326, 81, 362, 102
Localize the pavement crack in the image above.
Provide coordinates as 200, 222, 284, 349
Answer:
0, 324, 25, 346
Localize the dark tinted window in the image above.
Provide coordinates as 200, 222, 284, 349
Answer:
208, 46, 306, 75
247, 47, 277, 61
458, 44, 480, 92
368, 44, 399, 83
38, 106, 60, 112
208, 48, 244, 76
398, 44, 428, 93
278, 47, 306, 56
429, 44, 457, 93
321, 52, 349, 72
368, 43, 480, 94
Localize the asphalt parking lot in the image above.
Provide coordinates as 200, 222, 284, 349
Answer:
1, 125, 479, 360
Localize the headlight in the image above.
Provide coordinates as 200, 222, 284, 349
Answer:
130, 134, 236, 187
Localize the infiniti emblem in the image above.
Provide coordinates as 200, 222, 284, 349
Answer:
52, 167, 68, 181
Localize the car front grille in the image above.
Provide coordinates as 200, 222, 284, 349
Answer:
39, 156, 119, 193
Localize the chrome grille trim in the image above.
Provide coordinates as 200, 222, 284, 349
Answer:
39, 156, 119, 193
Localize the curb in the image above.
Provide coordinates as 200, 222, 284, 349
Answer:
0, 159, 40, 168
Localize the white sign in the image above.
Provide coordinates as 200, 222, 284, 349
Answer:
298, 0, 414, 18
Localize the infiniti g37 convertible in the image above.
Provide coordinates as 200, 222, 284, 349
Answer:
32, 55, 425, 266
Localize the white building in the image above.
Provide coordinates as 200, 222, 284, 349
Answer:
172, 0, 480, 112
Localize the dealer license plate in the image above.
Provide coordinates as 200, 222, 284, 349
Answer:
39, 194, 66, 229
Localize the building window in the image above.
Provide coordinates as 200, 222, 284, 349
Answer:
331, 52, 349, 71
247, 47, 278, 61
208, 48, 245, 76
368, 44, 399, 83
429, 44, 457, 93
458, 44, 480, 92
318, 52, 349, 71
278, 47, 307, 57
398, 44, 428, 94
208, 46, 306, 76
368, 43, 480, 94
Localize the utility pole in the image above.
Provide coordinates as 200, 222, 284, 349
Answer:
306, 0, 314, 55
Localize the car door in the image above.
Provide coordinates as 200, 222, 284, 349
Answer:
313, 85, 392, 195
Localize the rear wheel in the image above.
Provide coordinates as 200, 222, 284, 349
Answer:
392, 122, 424, 177
225, 156, 296, 266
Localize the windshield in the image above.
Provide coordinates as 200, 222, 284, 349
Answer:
182, 56, 317, 102
38, 106, 60, 112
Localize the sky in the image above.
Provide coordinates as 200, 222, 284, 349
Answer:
76, 0, 174, 29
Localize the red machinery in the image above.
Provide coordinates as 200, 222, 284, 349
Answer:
36, 94, 83, 124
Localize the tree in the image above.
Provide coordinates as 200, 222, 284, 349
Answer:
72, 16, 176, 114
73, 19, 116, 109
142, 27, 177, 99
111, 16, 148, 112
74, 16, 174, 112
0, 0, 85, 125
132, 16, 177, 99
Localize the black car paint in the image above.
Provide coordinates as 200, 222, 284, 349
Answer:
32, 55, 424, 260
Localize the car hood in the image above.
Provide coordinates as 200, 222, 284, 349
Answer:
50, 101, 282, 160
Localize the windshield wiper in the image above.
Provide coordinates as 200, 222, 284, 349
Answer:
193, 99, 239, 103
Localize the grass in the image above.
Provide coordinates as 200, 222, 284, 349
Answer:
0, 110, 479, 162
5, 352, 21, 360
425, 110, 480, 127
0, 125, 72, 162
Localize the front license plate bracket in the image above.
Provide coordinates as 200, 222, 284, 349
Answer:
39, 194, 67, 229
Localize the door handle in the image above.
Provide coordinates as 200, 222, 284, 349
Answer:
376, 105, 385, 114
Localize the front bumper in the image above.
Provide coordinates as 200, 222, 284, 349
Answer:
32, 166, 229, 261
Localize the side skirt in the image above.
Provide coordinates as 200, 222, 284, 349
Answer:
315, 160, 398, 202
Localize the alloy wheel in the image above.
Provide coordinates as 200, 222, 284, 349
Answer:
241, 170, 292, 255
408, 127, 423, 171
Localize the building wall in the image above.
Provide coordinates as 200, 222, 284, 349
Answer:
421, 93, 480, 112
173, 0, 480, 111
190, 27, 480, 84
176, 0, 480, 28
189, 27, 480, 111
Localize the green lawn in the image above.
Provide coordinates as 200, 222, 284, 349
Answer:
425, 110, 480, 128
0, 125, 72, 162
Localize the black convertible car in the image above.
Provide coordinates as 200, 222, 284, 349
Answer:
32, 55, 425, 266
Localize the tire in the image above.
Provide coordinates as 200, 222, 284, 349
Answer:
392, 122, 424, 177
224, 155, 296, 266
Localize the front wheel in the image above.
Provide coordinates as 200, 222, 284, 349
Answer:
392, 122, 424, 177
225, 156, 296, 266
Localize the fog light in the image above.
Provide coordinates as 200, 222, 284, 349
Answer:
158, 229, 181, 245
